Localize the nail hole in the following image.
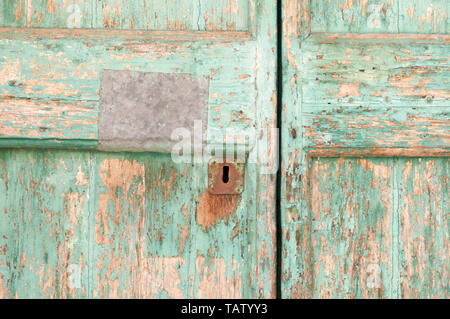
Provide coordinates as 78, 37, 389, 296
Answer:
222, 166, 230, 184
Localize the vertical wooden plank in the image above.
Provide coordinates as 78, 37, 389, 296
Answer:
0, 151, 14, 298
281, 0, 311, 298
0, 149, 91, 298
399, 158, 449, 298
191, 189, 247, 298
93, 0, 155, 30
0, 0, 27, 27
143, 154, 196, 299
89, 153, 148, 298
399, 0, 448, 34
196, 0, 249, 31
96, 0, 249, 31
293, 158, 395, 298
282, 155, 449, 298
247, 0, 278, 298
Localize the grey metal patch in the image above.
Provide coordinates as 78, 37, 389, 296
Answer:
99, 70, 209, 153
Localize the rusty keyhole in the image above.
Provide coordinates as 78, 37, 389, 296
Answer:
222, 166, 230, 184
208, 159, 245, 195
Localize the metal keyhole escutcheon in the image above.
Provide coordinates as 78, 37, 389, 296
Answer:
208, 159, 245, 195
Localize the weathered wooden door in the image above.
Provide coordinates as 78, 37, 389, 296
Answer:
281, 0, 448, 298
0, 0, 277, 298
0, 0, 448, 300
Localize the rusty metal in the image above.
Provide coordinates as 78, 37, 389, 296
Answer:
208, 158, 245, 195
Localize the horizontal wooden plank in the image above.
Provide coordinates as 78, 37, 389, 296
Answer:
296, 33, 450, 157
0, 96, 98, 140
0, 27, 253, 41
303, 105, 450, 157
0, 0, 250, 31
307, 148, 449, 158
311, 33, 450, 41
0, 28, 257, 151
301, 34, 450, 107
0, 138, 97, 150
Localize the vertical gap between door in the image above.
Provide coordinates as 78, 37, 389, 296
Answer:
275, 0, 283, 299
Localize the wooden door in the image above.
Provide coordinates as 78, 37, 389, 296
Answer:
281, 0, 448, 298
0, 0, 277, 298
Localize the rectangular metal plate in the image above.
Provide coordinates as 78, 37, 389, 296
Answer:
99, 70, 209, 153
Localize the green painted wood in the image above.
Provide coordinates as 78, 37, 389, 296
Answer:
302, 104, 449, 156
398, 0, 449, 33
1, 0, 250, 31
282, 157, 448, 298
311, 0, 448, 34
0, 149, 92, 298
2, 0, 447, 300
311, 0, 397, 33
294, 157, 396, 298
301, 34, 449, 107
298, 34, 449, 156
0, 0, 27, 27
0, 148, 273, 298
398, 157, 449, 298
0, 28, 256, 151
0, 0, 277, 299
282, 0, 449, 299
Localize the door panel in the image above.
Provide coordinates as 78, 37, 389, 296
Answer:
311, 0, 448, 34
300, 34, 449, 157
0, 149, 257, 298
282, 0, 449, 298
1, 0, 250, 31
0, 30, 255, 148
399, 157, 448, 298
0, 0, 278, 298
284, 157, 448, 298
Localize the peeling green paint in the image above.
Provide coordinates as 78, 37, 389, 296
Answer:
0, 0, 250, 31
0, 0, 447, 299
0, 149, 275, 298
282, 0, 449, 299
0, 0, 278, 299
311, 0, 448, 34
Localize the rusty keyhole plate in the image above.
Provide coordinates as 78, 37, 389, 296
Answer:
208, 159, 245, 195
